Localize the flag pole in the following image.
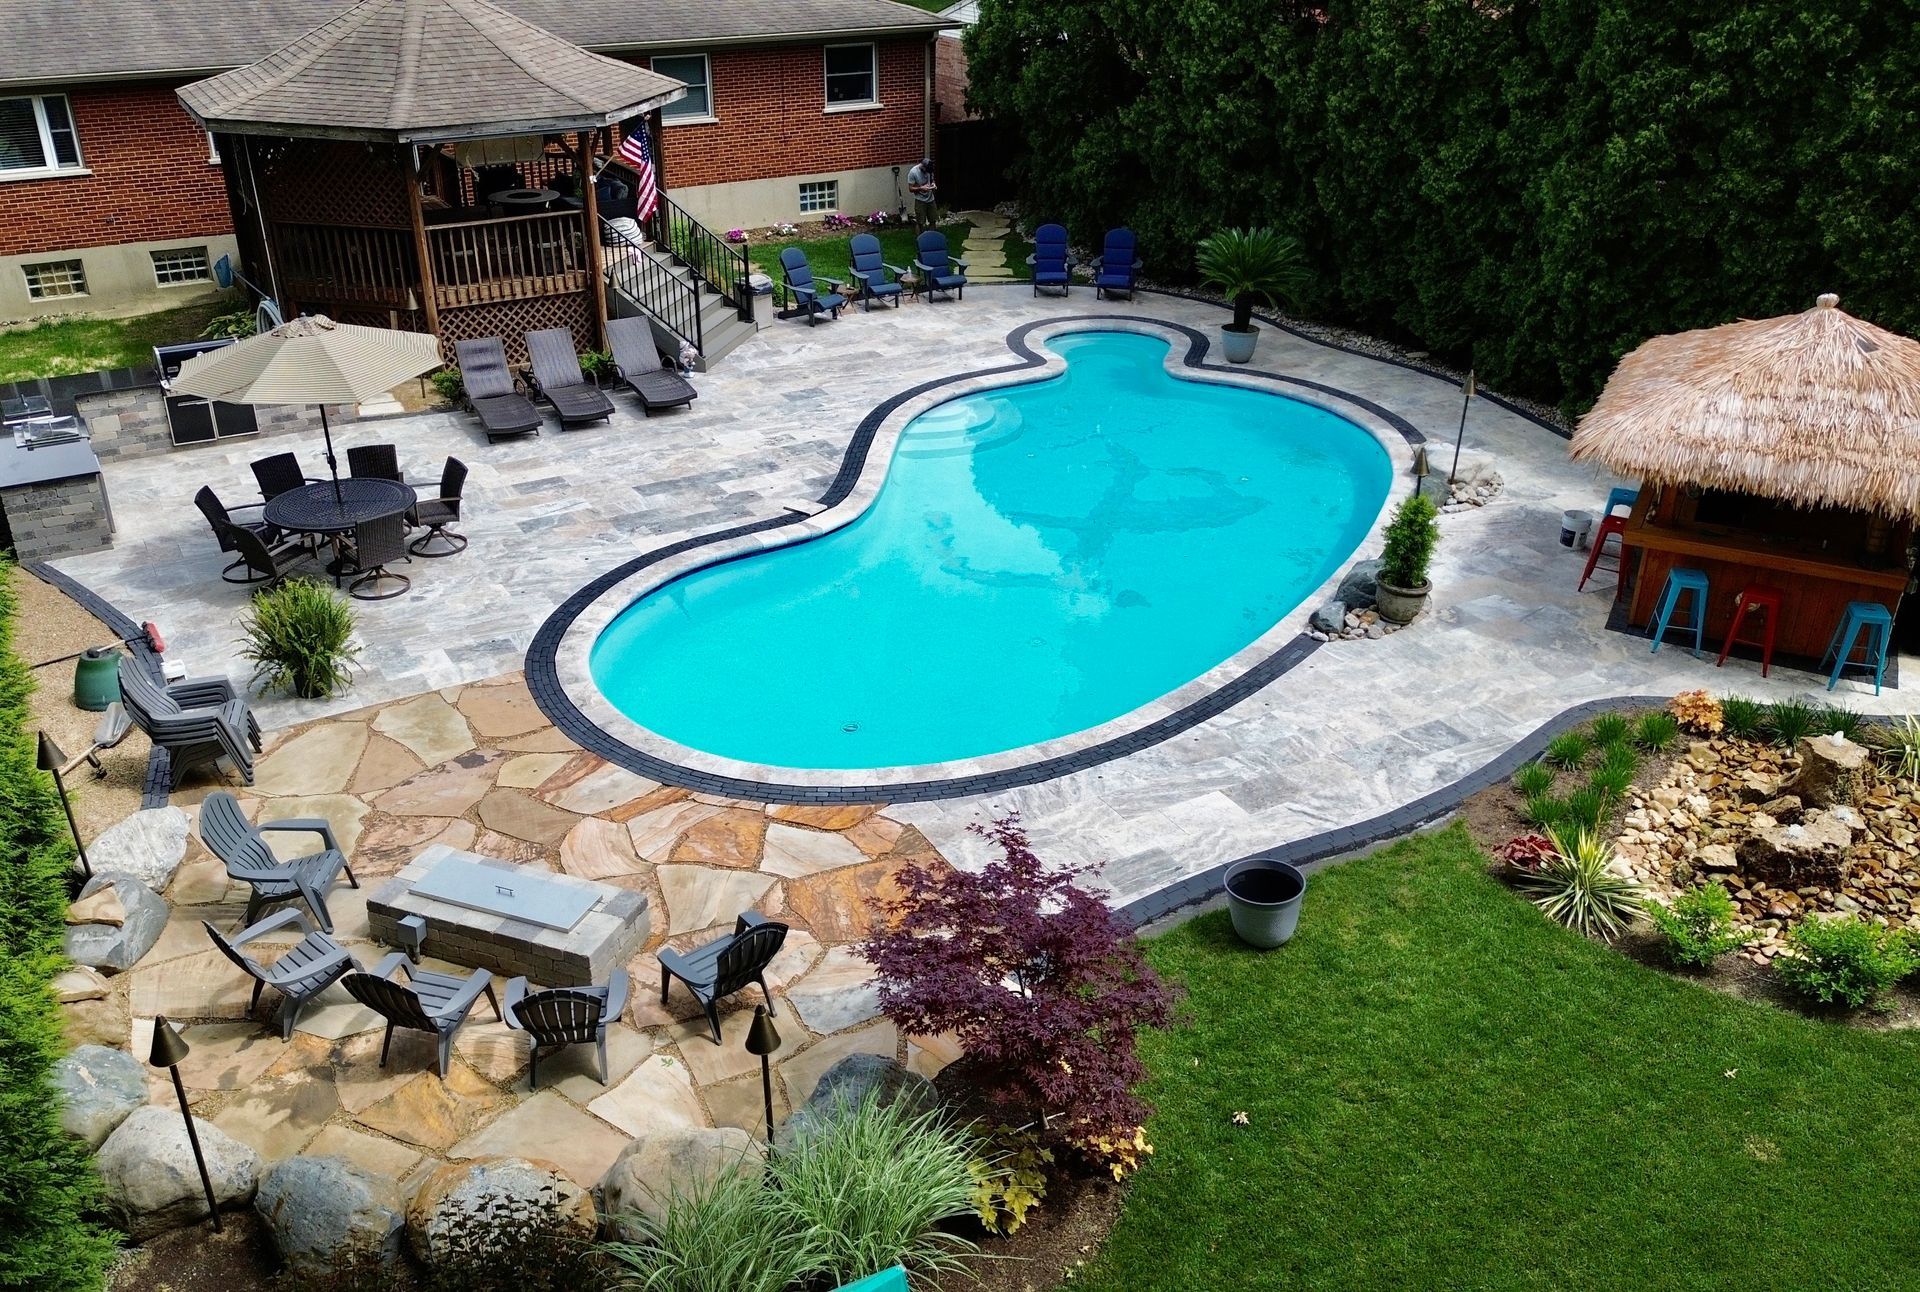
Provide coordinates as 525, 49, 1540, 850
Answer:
1448, 369, 1476, 484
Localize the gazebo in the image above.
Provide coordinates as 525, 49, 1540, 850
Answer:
177, 0, 684, 363
1571, 293, 1920, 664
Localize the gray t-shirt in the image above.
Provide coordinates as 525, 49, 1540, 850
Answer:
907, 163, 935, 202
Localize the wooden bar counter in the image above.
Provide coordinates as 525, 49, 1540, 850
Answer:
1616, 490, 1910, 661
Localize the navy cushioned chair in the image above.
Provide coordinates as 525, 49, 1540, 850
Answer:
1090, 227, 1141, 301
1029, 223, 1072, 296
845, 233, 905, 310
779, 247, 846, 325
912, 230, 968, 302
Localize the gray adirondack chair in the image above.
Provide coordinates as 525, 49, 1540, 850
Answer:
199, 790, 357, 932
503, 969, 631, 1087
658, 912, 788, 1045
204, 909, 358, 1039
117, 654, 259, 787
343, 953, 499, 1078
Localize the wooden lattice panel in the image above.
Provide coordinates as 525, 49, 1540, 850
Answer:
260, 138, 410, 229
437, 294, 594, 366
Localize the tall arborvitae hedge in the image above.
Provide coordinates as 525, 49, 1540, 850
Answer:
966, 0, 1920, 409
0, 561, 118, 1290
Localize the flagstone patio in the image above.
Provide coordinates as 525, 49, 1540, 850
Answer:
66, 674, 955, 1190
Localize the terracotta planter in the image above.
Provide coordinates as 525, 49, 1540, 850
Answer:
1219, 325, 1259, 364
1374, 579, 1430, 624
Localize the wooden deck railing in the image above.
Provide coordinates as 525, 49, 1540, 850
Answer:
275, 223, 416, 308
427, 210, 588, 308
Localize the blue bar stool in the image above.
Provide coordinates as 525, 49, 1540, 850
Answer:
1603, 486, 1638, 518
1822, 600, 1893, 694
1649, 567, 1710, 657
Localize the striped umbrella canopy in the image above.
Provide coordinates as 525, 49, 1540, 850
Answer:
171, 314, 440, 497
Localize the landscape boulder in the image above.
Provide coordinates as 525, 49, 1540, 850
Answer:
86, 806, 191, 893
1736, 808, 1856, 886
778, 1053, 940, 1150
407, 1156, 595, 1266
597, 1127, 764, 1237
1309, 600, 1346, 634
1334, 559, 1383, 611
50, 1044, 148, 1149
62, 872, 166, 973
1782, 733, 1869, 810
256, 1155, 407, 1280
96, 1105, 260, 1240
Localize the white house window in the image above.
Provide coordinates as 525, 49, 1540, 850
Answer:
150, 246, 211, 286
23, 258, 87, 299
823, 44, 877, 108
0, 94, 82, 177
798, 180, 839, 214
651, 54, 712, 122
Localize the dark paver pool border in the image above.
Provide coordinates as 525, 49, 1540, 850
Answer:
526, 313, 1427, 805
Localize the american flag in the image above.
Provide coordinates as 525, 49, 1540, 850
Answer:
617, 123, 660, 220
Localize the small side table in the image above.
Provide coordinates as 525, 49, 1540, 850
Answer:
900, 272, 921, 302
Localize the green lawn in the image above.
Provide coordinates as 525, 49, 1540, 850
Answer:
1079, 826, 1920, 1291
745, 219, 1030, 289
0, 296, 235, 383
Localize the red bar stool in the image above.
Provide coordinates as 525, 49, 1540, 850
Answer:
1715, 585, 1783, 677
1576, 513, 1630, 592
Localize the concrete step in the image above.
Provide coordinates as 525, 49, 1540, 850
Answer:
695, 315, 758, 370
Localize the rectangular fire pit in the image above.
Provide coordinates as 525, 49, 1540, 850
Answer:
367, 845, 650, 984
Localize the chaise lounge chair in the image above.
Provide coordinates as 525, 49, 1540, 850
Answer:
605, 316, 698, 415
845, 233, 905, 310
1029, 223, 1073, 296
525, 328, 616, 428
1090, 228, 1141, 301
913, 230, 968, 302
503, 969, 631, 1088
204, 909, 358, 1040
779, 247, 846, 325
200, 789, 358, 932
117, 655, 259, 787
452, 338, 543, 443
343, 953, 499, 1079
658, 911, 789, 1045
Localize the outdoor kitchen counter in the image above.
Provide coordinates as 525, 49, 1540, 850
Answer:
0, 423, 115, 561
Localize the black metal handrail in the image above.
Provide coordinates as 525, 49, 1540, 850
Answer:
600, 216, 704, 353
655, 195, 754, 325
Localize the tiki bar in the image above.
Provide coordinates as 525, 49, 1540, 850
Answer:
1571, 294, 1920, 682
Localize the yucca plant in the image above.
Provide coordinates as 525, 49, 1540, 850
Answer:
1512, 762, 1556, 798
1515, 828, 1644, 940
1719, 694, 1764, 740
236, 578, 359, 699
1868, 714, 1920, 787
1764, 696, 1820, 747
1633, 711, 1680, 752
1589, 713, 1631, 747
602, 1164, 816, 1292
1543, 730, 1591, 770
1195, 227, 1310, 334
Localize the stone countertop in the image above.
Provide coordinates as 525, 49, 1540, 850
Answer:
0, 426, 102, 489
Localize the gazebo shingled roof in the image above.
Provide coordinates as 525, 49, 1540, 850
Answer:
177, 0, 684, 142
1571, 294, 1920, 521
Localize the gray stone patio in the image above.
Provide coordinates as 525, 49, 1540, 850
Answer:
52, 285, 1911, 908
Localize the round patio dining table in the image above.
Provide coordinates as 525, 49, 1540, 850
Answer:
494, 187, 559, 211
264, 478, 417, 536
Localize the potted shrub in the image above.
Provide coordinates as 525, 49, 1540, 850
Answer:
1374, 493, 1440, 623
1223, 855, 1306, 948
1195, 227, 1309, 363
237, 578, 360, 700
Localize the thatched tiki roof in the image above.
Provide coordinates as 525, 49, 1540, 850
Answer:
1571, 294, 1920, 519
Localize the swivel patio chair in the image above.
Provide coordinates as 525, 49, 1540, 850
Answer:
195, 485, 288, 584
658, 911, 789, 1045
1029, 223, 1073, 296
204, 909, 358, 1040
340, 511, 412, 600
452, 339, 543, 443
1090, 228, 1142, 301
346, 443, 402, 482
252, 452, 311, 502
200, 790, 358, 933
221, 520, 312, 588
118, 655, 259, 788
845, 233, 905, 310
912, 231, 969, 302
779, 246, 847, 325
408, 456, 469, 556
343, 953, 499, 1079
502, 969, 631, 1088
525, 328, 616, 428
605, 316, 698, 416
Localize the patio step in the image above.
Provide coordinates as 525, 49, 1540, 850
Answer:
697, 314, 758, 370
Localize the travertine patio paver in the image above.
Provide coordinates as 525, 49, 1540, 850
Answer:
588, 1054, 705, 1137
785, 946, 881, 1035
371, 695, 476, 766
449, 1091, 629, 1188
250, 723, 370, 797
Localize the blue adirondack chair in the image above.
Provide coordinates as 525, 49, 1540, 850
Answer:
1090, 227, 1141, 301
912, 230, 968, 302
779, 246, 847, 326
845, 233, 905, 310
1029, 222, 1072, 296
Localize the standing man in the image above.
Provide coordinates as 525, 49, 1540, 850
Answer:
906, 155, 937, 230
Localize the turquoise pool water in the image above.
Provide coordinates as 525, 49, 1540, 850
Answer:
590, 331, 1392, 769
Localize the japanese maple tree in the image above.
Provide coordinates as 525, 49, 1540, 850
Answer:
862, 816, 1179, 1170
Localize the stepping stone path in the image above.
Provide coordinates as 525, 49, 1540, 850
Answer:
954, 208, 1018, 284
62, 668, 972, 1264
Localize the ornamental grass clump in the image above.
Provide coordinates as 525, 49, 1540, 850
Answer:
237, 578, 360, 699
1633, 711, 1680, 752
1867, 714, 1920, 787
604, 1164, 817, 1292
1514, 827, 1644, 940
1719, 694, 1764, 740
1542, 730, 1591, 770
1647, 882, 1747, 969
1512, 761, 1555, 798
1763, 696, 1821, 748
1772, 916, 1919, 1010
1589, 713, 1631, 747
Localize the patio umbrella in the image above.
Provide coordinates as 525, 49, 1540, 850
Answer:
169, 315, 441, 501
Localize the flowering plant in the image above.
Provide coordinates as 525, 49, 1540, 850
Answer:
723, 227, 747, 243
823, 213, 857, 229
768, 222, 799, 237
867, 209, 893, 225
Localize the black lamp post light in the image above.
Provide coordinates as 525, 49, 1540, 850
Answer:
744, 1003, 781, 1147
148, 1015, 223, 1233
36, 732, 91, 881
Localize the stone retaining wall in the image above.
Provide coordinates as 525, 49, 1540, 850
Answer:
4, 474, 113, 560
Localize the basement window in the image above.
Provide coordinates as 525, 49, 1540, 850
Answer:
798, 180, 839, 214
151, 246, 212, 286
23, 258, 87, 299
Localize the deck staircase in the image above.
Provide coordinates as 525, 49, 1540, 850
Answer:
601, 201, 758, 372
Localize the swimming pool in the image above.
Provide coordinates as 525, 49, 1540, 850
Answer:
588, 330, 1393, 769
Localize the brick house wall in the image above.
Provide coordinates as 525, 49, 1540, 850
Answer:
640, 38, 928, 191
0, 81, 231, 258
933, 34, 974, 124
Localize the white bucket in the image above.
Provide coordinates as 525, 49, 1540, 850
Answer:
1560, 509, 1594, 549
